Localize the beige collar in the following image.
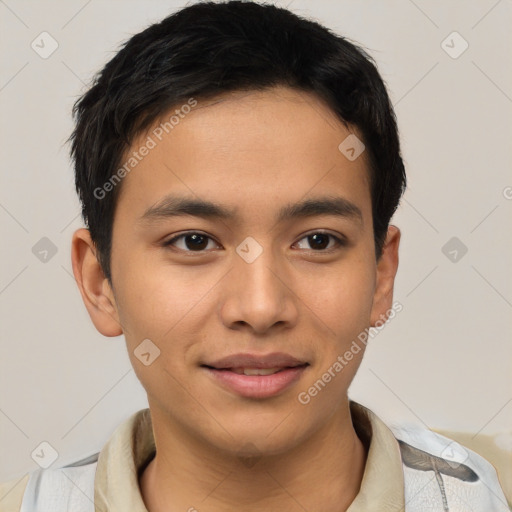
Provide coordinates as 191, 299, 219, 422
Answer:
94, 401, 405, 511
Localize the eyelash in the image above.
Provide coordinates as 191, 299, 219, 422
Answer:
161, 230, 347, 254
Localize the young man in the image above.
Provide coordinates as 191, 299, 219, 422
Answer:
1, 1, 509, 511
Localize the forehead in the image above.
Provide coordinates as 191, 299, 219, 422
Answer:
115, 86, 372, 225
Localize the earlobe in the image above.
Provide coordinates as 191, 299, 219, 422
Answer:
370, 225, 401, 327
71, 228, 123, 337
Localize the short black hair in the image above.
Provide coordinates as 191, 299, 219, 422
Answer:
70, 0, 406, 283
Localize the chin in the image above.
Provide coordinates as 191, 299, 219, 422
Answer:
213, 412, 314, 457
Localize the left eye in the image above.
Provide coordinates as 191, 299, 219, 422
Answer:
294, 232, 344, 251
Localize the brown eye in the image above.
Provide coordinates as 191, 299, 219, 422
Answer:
294, 232, 345, 251
163, 232, 220, 252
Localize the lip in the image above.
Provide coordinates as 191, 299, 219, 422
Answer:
203, 352, 307, 370
201, 352, 309, 399
203, 365, 308, 398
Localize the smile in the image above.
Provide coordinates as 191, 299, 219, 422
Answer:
201, 354, 310, 398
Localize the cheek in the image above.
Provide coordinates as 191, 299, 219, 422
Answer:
301, 255, 376, 346
116, 268, 197, 403
112, 253, 222, 387
295, 261, 375, 414
113, 249, 199, 338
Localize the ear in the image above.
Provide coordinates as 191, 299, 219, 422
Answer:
71, 228, 123, 337
370, 225, 401, 326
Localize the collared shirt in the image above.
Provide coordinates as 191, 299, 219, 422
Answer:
93, 401, 405, 511
1, 401, 509, 511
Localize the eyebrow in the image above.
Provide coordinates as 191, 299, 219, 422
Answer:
139, 194, 363, 226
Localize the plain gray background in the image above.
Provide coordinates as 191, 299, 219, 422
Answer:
1, 0, 511, 481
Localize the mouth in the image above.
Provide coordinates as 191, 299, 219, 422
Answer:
200, 352, 310, 399
207, 366, 301, 376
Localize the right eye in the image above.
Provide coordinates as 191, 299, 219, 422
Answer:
162, 232, 222, 253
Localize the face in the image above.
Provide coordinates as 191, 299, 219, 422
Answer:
74, 86, 400, 458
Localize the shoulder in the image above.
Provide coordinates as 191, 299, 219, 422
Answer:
0, 452, 99, 512
388, 422, 510, 512
0, 474, 29, 512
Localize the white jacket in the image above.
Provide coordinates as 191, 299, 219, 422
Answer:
17, 423, 510, 512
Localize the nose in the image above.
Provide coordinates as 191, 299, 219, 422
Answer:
219, 246, 299, 335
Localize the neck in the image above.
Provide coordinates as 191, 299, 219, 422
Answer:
139, 401, 367, 512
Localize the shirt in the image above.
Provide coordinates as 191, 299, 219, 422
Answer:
0, 401, 509, 511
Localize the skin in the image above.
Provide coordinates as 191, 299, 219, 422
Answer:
72, 86, 400, 512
